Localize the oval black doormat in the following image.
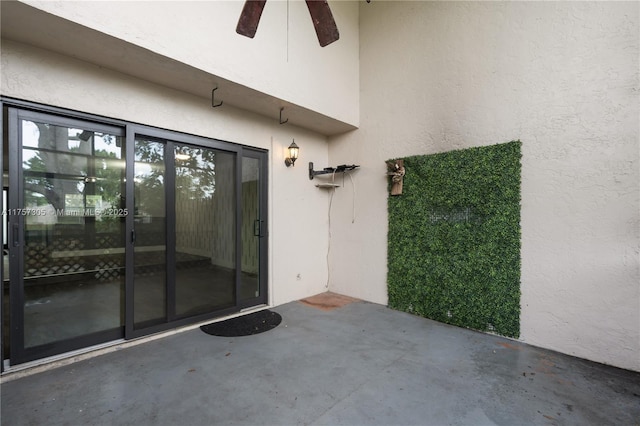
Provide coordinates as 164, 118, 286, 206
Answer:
200, 310, 282, 337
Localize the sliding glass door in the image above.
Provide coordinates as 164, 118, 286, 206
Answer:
125, 127, 268, 339
9, 109, 126, 363
4, 106, 268, 365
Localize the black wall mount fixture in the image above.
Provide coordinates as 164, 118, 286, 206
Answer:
309, 162, 359, 180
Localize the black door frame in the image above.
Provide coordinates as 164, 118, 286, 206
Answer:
7, 107, 126, 365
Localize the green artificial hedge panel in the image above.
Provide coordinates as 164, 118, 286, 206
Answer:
387, 140, 521, 338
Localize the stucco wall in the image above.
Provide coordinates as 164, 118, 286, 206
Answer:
1, 39, 332, 307
19, 0, 360, 127
329, 1, 639, 371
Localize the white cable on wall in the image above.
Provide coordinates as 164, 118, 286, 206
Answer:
325, 169, 357, 289
347, 171, 356, 224
326, 170, 337, 289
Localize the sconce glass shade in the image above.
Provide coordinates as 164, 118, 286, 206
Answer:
285, 140, 299, 167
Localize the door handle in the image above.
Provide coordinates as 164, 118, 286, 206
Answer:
12, 223, 19, 247
253, 220, 265, 238
131, 229, 136, 244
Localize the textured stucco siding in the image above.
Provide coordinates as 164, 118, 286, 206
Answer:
18, 0, 360, 127
329, 1, 639, 371
0, 39, 334, 308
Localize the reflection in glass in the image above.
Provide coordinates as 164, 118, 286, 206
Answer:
133, 138, 166, 328
174, 146, 236, 317
21, 120, 125, 348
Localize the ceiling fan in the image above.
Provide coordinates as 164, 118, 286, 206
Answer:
236, 0, 340, 47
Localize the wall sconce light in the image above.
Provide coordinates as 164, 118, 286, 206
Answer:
285, 140, 299, 167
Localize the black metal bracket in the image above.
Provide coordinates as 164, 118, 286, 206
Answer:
211, 86, 223, 108
279, 107, 288, 124
309, 162, 360, 180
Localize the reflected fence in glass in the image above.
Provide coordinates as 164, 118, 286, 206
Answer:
20, 120, 126, 349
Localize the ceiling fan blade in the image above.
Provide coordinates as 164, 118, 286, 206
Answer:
305, 0, 340, 47
236, 0, 267, 38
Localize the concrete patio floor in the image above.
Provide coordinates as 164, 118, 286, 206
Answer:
1, 293, 639, 425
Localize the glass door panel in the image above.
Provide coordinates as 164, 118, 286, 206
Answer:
174, 145, 236, 317
15, 117, 125, 358
133, 138, 166, 329
240, 156, 261, 301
